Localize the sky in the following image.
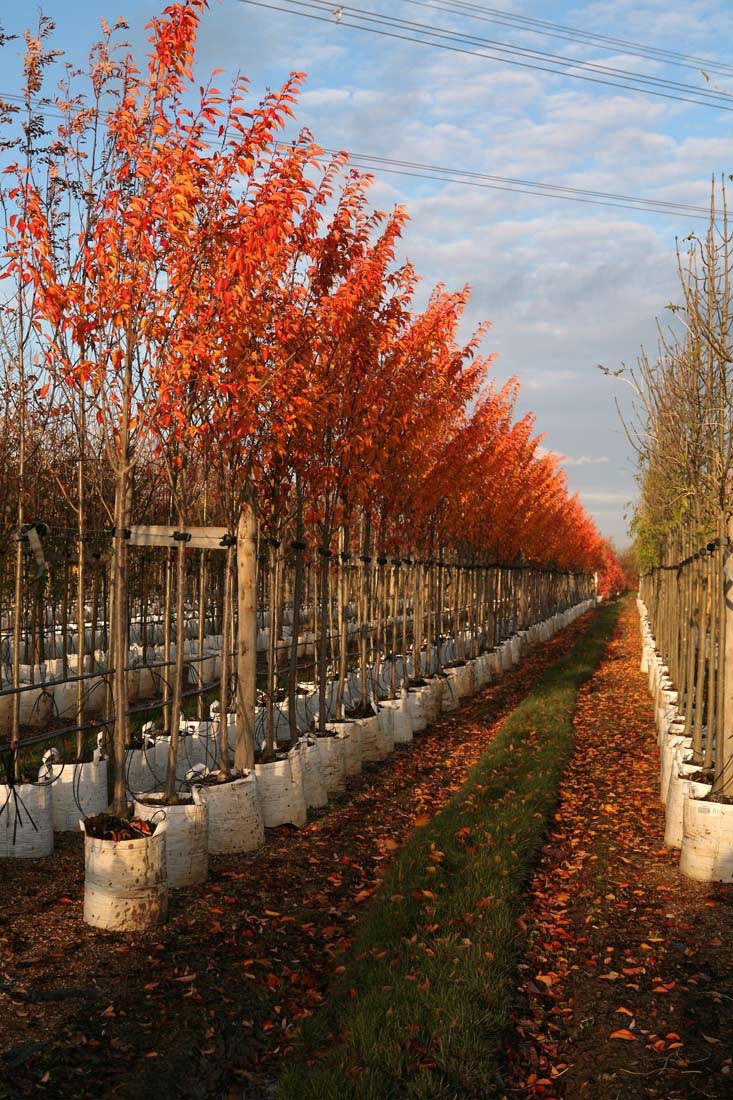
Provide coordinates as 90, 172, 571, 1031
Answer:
3, 0, 733, 549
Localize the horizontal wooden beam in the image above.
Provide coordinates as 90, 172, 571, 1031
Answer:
128, 525, 232, 551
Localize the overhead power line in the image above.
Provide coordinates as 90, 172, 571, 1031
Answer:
320, 149, 711, 219
0, 90, 710, 222
237, 0, 733, 112
406, 0, 733, 79
0, 0, 713, 225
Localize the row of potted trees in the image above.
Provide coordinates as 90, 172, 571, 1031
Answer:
639, 597, 733, 882
1, 596, 597, 929
83, 596, 598, 931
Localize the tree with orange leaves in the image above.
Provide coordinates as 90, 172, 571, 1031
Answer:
7, 1, 318, 812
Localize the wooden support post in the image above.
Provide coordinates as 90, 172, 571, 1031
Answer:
718, 517, 733, 797
235, 503, 257, 773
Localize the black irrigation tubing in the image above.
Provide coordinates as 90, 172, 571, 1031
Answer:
5, 521, 592, 576
640, 536, 731, 577
3, 679, 221, 755
0, 665, 116, 698
0, 749, 41, 841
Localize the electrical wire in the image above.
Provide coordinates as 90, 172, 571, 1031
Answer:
236, 0, 733, 111
319, 149, 711, 219
404, 0, 733, 79
0, 86, 709, 221
0, 2, 720, 223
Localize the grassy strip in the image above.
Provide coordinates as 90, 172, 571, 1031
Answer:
275, 599, 623, 1100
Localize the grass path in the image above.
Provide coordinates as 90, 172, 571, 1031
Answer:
274, 600, 623, 1099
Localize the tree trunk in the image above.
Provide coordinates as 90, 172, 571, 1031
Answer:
235, 503, 257, 772
264, 538, 280, 756
164, 529, 188, 803
716, 514, 733, 797
110, 476, 131, 817
336, 526, 349, 718
218, 545, 233, 777
287, 477, 305, 742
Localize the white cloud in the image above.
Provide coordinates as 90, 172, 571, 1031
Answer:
563, 455, 611, 467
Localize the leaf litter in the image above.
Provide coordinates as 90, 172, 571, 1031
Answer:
0, 613, 596, 1100
502, 599, 733, 1100
3, 601, 732, 1099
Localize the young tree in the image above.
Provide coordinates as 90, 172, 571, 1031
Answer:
9, 1, 315, 812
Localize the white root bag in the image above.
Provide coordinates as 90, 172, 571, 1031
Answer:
440, 676, 459, 714
358, 714, 387, 763
186, 722, 221, 772
83, 826, 167, 931
134, 793, 209, 888
53, 680, 77, 720
680, 795, 733, 882
19, 686, 54, 729
124, 744, 162, 797
0, 782, 54, 858
421, 681, 441, 725
472, 655, 489, 691
377, 705, 395, 755
463, 660, 477, 697
431, 675, 447, 715
299, 737, 329, 809
405, 688, 426, 732
659, 730, 691, 805
255, 747, 307, 828
390, 697, 413, 744
0, 693, 12, 737
326, 720, 362, 777
315, 732, 347, 795
43, 758, 109, 831
665, 772, 710, 851
449, 664, 471, 700
191, 772, 265, 855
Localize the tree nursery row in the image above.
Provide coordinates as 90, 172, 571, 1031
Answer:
0, 1, 624, 923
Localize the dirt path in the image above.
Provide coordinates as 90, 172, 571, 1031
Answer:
503, 598, 733, 1100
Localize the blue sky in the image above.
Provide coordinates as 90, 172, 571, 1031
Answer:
3, 0, 733, 548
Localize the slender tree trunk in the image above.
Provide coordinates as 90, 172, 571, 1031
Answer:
218, 544, 233, 777
336, 526, 349, 718
11, 524, 23, 778
162, 550, 173, 734
75, 402, 87, 754
264, 537, 280, 756
436, 555, 445, 674
317, 546, 332, 730
390, 561, 399, 696
716, 513, 733, 796
108, 336, 136, 817
110, 476, 131, 816
359, 515, 371, 704
235, 502, 257, 772
373, 552, 385, 702
400, 561, 410, 688
287, 477, 305, 741
164, 527, 188, 802
197, 551, 207, 720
